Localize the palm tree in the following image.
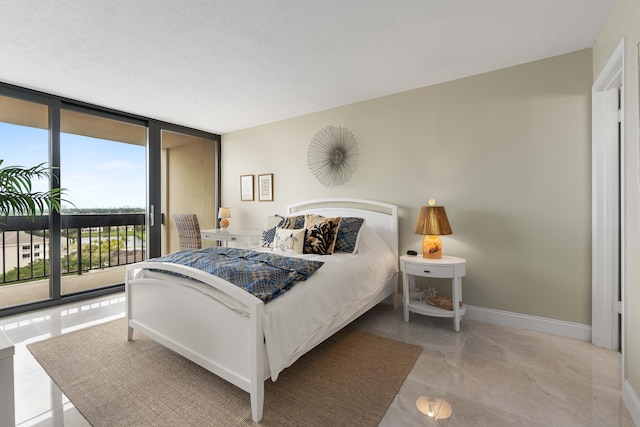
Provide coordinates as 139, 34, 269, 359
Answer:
0, 159, 69, 218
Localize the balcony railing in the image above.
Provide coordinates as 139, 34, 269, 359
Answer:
0, 214, 145, 285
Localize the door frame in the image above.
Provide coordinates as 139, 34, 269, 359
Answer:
591, 38, 625, 364
147, 122, 221, 258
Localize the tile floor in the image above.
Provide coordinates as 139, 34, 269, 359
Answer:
0, 293, 635, 426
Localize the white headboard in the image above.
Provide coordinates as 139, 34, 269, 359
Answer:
286, 198, 399, 258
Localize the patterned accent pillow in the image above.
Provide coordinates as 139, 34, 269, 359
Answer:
281, 215, 305, 229
259, 215, 285, 247
303, 214, 341, 255
334, 217, 366, 254
272, 227, 306, 254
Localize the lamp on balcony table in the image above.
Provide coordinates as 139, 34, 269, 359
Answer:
414, 199, 452, 259
218, 207, 231, 228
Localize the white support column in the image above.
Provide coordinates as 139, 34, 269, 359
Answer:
592, 38, 625, 351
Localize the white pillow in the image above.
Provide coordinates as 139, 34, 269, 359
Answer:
272, 228, 305, 254
259, 215, 285, 247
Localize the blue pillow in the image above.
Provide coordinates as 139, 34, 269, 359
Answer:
334, 217, 366, 254
281, 215, 305, 229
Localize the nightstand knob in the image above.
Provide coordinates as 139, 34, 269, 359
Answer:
424, 270, 430, 273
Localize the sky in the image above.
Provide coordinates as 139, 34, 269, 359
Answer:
0, 122, 146, 210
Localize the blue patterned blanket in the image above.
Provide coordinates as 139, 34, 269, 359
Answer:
147, 247, 324, 303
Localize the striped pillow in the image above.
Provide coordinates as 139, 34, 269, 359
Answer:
281, 215, 305, 229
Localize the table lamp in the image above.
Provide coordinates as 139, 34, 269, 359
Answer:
218, 207, 231, 228
414, 199, 452, 259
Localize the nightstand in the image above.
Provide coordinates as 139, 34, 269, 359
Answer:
201, 229, 262, 247
400, 255, 467, 332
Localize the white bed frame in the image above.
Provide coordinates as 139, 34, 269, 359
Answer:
125, 198, 398, 422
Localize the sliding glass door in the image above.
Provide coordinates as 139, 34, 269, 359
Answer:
159, 128, 219, 255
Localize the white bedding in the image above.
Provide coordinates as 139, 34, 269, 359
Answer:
262, 225, 397, 379
135, 225, 397, 380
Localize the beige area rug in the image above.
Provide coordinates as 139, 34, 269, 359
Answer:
28, 319, 421, 426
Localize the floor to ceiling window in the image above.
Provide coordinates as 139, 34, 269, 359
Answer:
0, 94, 51, 309
60, 107, 147, 295
0, 82, 220, 316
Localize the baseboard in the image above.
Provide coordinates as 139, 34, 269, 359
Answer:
464, 305, 591, 341
623, 380, 640, 426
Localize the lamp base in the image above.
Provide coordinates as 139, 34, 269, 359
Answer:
220, 218, 230, 228
422, 235, 442, 259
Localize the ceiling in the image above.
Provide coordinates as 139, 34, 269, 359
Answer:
0, 1, 613, 134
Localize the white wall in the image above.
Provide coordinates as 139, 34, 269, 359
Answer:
593, 0, 640, 415
221, 49, 592, 325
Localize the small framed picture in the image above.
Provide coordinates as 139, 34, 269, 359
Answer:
240, 175, 254, 201
258, 173, 273, 202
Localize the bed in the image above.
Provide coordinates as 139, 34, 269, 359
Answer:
124, 198, 399, 422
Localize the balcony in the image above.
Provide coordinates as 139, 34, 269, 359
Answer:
0, 213, 145, 310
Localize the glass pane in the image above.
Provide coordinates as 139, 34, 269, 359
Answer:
0, 94, 51, 308
161, 130, 217, 255
60, 109, 146, 295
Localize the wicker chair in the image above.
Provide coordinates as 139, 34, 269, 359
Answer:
172, 213, 202, 250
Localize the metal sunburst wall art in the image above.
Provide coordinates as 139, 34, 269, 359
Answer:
307, 125, 360, 188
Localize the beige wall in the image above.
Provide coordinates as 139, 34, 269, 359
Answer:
593, 0, 640, 405
222, 49, 592, 324
163, 134, 218, 254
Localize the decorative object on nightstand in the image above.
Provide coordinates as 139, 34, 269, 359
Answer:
400, 254, 466, 331
414, 199, 452, 259
218, 207, 231, 228
427, 295, 453, 310
409, 289, 425, 301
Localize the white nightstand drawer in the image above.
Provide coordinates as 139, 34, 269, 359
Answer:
403, 262, 453, 278
200, 229, 262, 247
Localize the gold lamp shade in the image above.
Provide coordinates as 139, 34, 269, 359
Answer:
414, 200, 452, 259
